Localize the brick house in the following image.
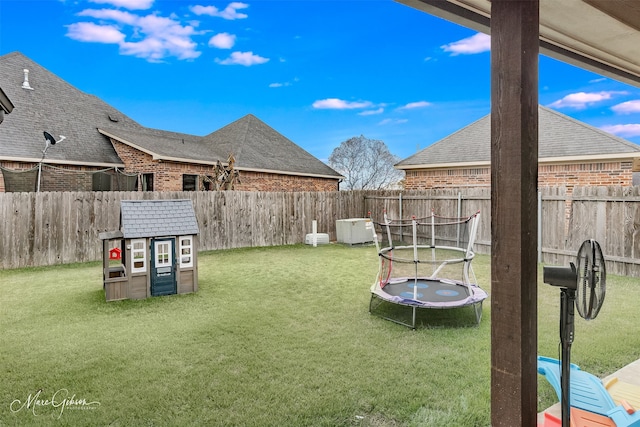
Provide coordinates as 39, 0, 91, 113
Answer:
0, 52, 342, 192
397, 105, 640, 191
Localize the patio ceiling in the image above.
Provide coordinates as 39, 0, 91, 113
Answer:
397, 0, 640, 88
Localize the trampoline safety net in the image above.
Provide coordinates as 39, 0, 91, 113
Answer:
368, 211, 488, 329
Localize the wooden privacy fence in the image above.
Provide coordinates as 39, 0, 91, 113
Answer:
1, 186, 639, 276
0, 190, 368, 269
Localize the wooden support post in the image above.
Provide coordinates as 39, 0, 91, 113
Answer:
490, 1, 539, 426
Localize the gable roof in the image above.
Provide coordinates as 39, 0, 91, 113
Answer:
100, 114, 342, 179
203, 114, 342, 178
98, 126, 221, 166
120, 199, 199, 239
0, 52, 341, 180
0, 52, 141, 166
396, 105, 640, 169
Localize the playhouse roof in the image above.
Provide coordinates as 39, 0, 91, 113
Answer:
120, 199, 199, 239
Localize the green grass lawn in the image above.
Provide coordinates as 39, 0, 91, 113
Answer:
1, 244, 639, 426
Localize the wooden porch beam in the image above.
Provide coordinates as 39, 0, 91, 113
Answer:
490, 1, 540, 426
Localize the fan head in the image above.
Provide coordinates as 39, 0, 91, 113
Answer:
575, 239, 606, 320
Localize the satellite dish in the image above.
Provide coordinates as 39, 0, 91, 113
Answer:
43, 131, 56, 146
42, 132, 66, 153
543, 239, 607, 427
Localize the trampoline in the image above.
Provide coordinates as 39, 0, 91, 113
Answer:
368, 210, 488, 329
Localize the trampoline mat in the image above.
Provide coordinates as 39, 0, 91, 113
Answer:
381, 278, 471, 303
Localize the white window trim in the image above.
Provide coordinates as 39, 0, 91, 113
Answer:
131, 239, 147, 274
179, 235, 193, 268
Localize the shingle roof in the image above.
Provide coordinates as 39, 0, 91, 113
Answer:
0, 52, 340, 179
120, 199, 199, 239
202, 114, 342, 178
396, 105, 640, 168
0, 51, 141, 165
100, 114, 343, 178
98, 126, 221, 165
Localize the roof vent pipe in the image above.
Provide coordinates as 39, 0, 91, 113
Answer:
22, 69, 34, 90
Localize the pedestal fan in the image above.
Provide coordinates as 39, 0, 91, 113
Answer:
543, 239, 606, 427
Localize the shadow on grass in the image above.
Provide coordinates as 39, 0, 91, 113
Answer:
369, 296, 484, 329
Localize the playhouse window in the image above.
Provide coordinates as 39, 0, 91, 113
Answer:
179, 236, 193, 268
131, 239, 147, 273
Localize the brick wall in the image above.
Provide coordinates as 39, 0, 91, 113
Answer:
403, 161, 634, 190
110, 138, 339, 192
404, 167, 490, 190
0, 161, 37, 192
0, 161, 105, 192
238, 171, 338, 192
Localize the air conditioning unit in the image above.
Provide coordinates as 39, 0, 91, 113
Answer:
336, 218, 373, 245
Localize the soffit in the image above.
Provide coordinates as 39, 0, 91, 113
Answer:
397, 0, 640, 87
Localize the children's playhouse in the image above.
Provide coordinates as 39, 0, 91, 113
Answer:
98, 199, 200, 301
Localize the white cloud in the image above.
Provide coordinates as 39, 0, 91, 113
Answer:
66, 22, 125, 43
612, 100, 640, 114
398, 101, 431, 110
89, 0, 153, 10
358, 108, 384, 116
312, 98, 373, 109
442, 32, 490, 55
600, 124, 640, 137
208, 32, 236, 49
190, 2, 249, 20
269, 77, 298, 88
78, 8, 138, 25
548, 91, 628, 109
67, 9, 201, 62
216, 51, 269, 66
378, 118, 408, 125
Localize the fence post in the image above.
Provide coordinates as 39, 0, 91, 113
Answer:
399, 192, 403, 242
538, 190, 542, 263
457, 191, 462, 247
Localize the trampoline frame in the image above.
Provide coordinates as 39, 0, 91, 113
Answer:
368, 211, 487, 329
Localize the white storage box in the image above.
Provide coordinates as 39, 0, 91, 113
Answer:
304, 233, 330, 245
336, 218, 373, 245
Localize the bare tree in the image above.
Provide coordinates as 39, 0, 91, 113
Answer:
328, 135, 404, 190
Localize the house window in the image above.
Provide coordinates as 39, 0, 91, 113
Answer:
131, 239, 147, 273
179, 236, 193, 268
142, 173, 154, 191
183, 174, 198, 191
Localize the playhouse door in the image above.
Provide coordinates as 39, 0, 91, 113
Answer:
151, 238, 177, 296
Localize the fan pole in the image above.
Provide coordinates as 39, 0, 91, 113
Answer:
559, 288, 576, 427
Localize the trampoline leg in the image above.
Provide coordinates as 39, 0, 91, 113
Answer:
369, 294, 378, 313
411, 306, 416, 329
474, 302, 483, 325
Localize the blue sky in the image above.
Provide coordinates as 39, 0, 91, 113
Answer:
2, 0, 640, 162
